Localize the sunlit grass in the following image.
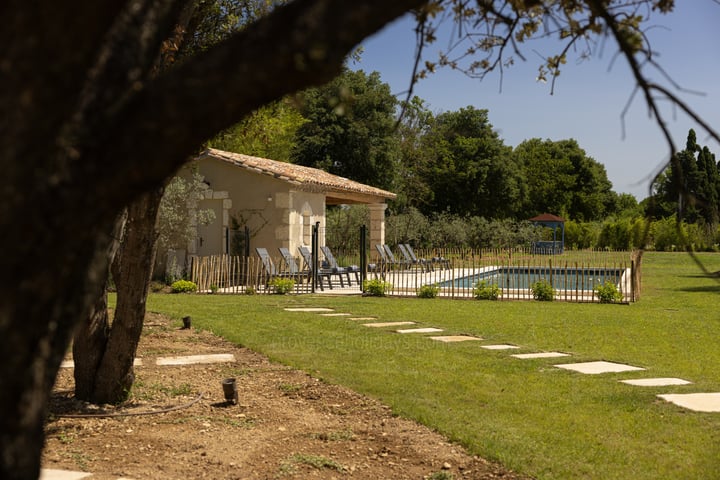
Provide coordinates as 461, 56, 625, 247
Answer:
141, 252, 720, 479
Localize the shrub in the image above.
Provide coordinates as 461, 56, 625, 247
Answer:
149, 281, 167, 293
269, 277, 295, 295
209, 284, 219, 294
363, 278, 392, 296
473, 280, 500, 300
417, 283, 440, 299
594, 280, 623, 303
170, 280, 197, 293
530, 279, 554, 301
244, 286, 256, 295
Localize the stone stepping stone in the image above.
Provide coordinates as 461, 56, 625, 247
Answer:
61, 358, 143, 368
621, 378, 692, 387
430, 335, 483, 343
397, 327, 444, 334
319, 313, 352, 317
363, 321, 415, 328
481, 344, 520, 350
555, 361, 644, 375
156, 353, 235, 366
511, 352, 570, 359
657, 393, 720, 412
349, 317, 378, 321
284, 307, 334, 312
40, 469, 93, 480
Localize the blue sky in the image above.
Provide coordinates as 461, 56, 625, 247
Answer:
352, 2, 720, 200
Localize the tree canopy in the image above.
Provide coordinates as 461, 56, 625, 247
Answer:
292, 69, 401, 190
515, 138, 616, 221
418, 106, 520, 217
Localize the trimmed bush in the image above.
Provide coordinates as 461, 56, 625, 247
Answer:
530, 279, 554, 301
417, 283, 440, 299
363, 278, 392, 296
170, 280, 197, 293
473, 280, 500, 300
269, 278, 295, 295
594, 280, 623, 303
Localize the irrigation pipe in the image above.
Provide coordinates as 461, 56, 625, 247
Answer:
53, 392, 204, 419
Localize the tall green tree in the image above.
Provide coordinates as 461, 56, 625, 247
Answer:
515, 138, 615, 221
209, 98, 306, 161
419, 106, 519, 218
650, 129, 720, 227
394, 97, 435, 212
292, 69, 401, 191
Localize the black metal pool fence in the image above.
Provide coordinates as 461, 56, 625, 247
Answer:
189, 247, 641, 303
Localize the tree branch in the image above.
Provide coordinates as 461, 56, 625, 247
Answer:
90, 0, 428, 210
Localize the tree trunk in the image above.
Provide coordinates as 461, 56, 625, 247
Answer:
74, 190, 163, 404
72, 213, 126, 400
0, 1, 427, 477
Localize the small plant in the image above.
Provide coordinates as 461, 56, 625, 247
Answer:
363, 278, 392, 296
281, 453, 344, 472
270, 277, 295, 294
244, 286, 256, 295
209, 284, 219, 294
531, 279, 555, 301
310, 429, 355, 441
278, 383, 303, 394
417, 283, 440, 299
170, 279, 197, 293
594, 280, 623, 303
428, 471, 455, 480
473, 280, 500, 300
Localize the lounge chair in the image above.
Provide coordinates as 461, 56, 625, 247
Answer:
374, 244, 403, 271
382, 244, 409, 270
320, 245, 360, 287
398, 243, 430, 272
255, 247, 304, 290
404, 243, 450, 270
297, 246, 333, 291
278, 248, 310, 284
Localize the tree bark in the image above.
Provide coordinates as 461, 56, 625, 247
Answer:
73, 0, 198, 406
72, 213, 126, 400
92, 189, 163, 404
0, 1, 426, 478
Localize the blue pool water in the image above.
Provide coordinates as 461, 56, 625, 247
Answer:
443, 267, 625, 290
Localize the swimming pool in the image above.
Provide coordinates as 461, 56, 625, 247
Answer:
442, 266, 626, 291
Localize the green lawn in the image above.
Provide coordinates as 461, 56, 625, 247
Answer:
143, 252, 720, 479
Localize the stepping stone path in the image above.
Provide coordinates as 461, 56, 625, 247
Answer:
430, 335, 483, 343
658, 393, 720, 412
620, 378, 691, 387
364, 321, 416, 328
511, 352, 570, 359
397, 327, 444, 334
555, 361, 645, 375
155, 353, 235, 366
61, 358, 143, 368
282, 304, 720, 413
284, 307, 334, 312
481, 344, 520, 350
40, 469, 94, 480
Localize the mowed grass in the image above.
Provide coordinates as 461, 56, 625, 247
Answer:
142, 252, 720, 479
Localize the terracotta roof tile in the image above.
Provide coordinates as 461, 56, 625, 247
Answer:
529, 213, 565, 222
200, 149, 396, 200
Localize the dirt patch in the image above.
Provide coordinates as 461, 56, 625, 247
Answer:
44, 312, 529, 479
